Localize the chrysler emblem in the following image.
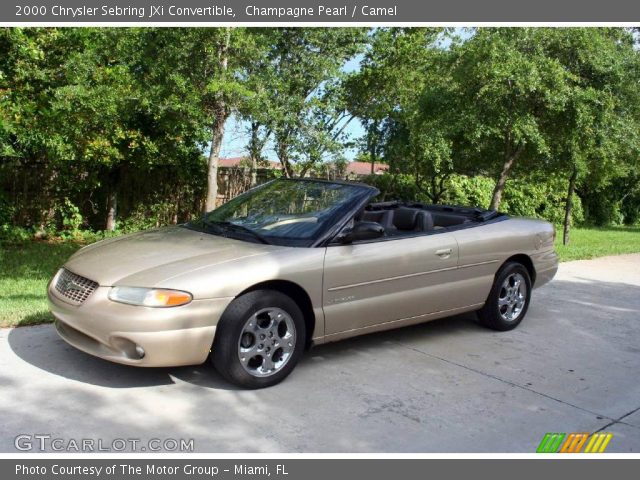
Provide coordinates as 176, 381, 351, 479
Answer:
61, 278, 84, 293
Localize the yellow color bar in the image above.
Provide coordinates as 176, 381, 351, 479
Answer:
597, 433, 613, 453
584, 433, 613, 453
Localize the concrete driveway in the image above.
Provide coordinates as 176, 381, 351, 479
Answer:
1, 254, 639, 453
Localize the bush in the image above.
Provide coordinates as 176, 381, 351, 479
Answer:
0, 191, 15, 227
361, 174, 426, 202
117, 201, 176, 233
444, 175, 495, 209
581, 175, 640, 227
57, 198, 84, 238
503, 175, 584, 226
0, 225, 34, 244
362, 172, 583, 226
621, 196, 640, 226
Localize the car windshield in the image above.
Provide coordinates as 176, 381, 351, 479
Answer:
187, 179, 371, 246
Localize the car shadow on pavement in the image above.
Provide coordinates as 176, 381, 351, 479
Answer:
304, 311, 481, 364
6, 314, 482, 392
6, 324, 240, 390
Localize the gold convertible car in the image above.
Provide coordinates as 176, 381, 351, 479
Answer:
49, 178, 558, 388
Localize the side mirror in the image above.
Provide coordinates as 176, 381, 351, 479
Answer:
338, 221, 384, 244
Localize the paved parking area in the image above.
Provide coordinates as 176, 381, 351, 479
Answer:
1, 254, 639, 452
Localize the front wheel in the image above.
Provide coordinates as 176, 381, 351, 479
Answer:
211, 290, 306, 388
477, 262, 532, 331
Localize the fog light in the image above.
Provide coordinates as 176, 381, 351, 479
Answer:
135, 345, 145, 359
111, 336, 146, 360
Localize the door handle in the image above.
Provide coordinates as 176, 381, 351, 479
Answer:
435, 248, 452, 258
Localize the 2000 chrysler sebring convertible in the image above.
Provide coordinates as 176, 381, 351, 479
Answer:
48, 178, 558, 388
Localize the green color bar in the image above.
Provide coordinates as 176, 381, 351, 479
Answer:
550, 433, 566, 452
537, 433, 566, 453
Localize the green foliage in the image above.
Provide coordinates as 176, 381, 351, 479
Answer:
363, 172, 584, 225
501, 176, 584, 225
58, 198, 83, 235
0, 191, 15, 226
363, 174, 425, 202
348, 28, 640, 225
444, 175, 495, 210
2, 27, 639, 235
248, 28, 369, 176
118, 201, 181, 233
580, 173, 640, 226
345, 28, 444, 167
621, 190, 640, 226
0, 225, 33, 244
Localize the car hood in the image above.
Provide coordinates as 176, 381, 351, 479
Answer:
64, 226, 281, 287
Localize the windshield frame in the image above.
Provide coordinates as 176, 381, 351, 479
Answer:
185, 178, 378, 248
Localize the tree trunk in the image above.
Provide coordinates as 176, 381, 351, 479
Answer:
205, 110, 227, 211
249, 122, 259, 187
106, 188, 117, 231
251, 158, 258, 186
368, 120, 379, 175
172, 192, 179, 224
204, 27, 231, 212
489, 144, 524, 210
276, 138, 293, 178
428, 174, 448, 204
563, 166, 578, 246
20, 166, 28, 225
300, 155, 319, 178
282, 160, 293, 178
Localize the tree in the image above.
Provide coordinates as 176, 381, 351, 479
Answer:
449, 28, 574, 210
131, 28, 259, 212
345, 28, 443, 175
48, 28, 211, 229
205, 27, 231, 211
290, 78, 358, 177
539, 28, 640, 243
258, 28, 368, 177
237, 30, 277, 186
0, 28, 153, 230
50, 28, 151, 230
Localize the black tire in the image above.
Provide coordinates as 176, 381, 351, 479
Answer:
211, 289, 306, 389
476, 261, 532, 331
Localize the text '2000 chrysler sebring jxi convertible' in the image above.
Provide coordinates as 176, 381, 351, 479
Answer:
48, 178, 558, 388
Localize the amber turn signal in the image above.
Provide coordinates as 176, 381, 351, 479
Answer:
108, 287, 193, 307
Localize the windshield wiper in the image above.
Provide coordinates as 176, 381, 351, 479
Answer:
204, 220, 271, 245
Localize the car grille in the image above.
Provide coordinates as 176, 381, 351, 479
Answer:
54, 269, 98, 305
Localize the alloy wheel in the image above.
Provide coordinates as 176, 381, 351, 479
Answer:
237, 307, 296, 377
498, 272, 527, 322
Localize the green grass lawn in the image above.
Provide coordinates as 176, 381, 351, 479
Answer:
0, 241, 81, 328
554, 225, 640, 261
1, 225, 639, 328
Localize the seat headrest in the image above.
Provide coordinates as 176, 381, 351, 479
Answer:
416, 211, 434, 231
362, 209, 393, 229
393, 208, 419, 230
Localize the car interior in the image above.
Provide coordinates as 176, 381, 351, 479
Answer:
353, 201, 483, 238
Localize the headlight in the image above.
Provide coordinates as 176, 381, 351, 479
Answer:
108, 287, 193, 307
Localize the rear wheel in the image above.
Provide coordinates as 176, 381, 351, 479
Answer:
211, 290, 305, 388
477, 262, 532, 331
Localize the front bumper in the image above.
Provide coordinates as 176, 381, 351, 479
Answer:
48, 280, 233, 367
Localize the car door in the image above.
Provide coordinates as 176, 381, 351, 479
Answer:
322, 232, 460, 336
